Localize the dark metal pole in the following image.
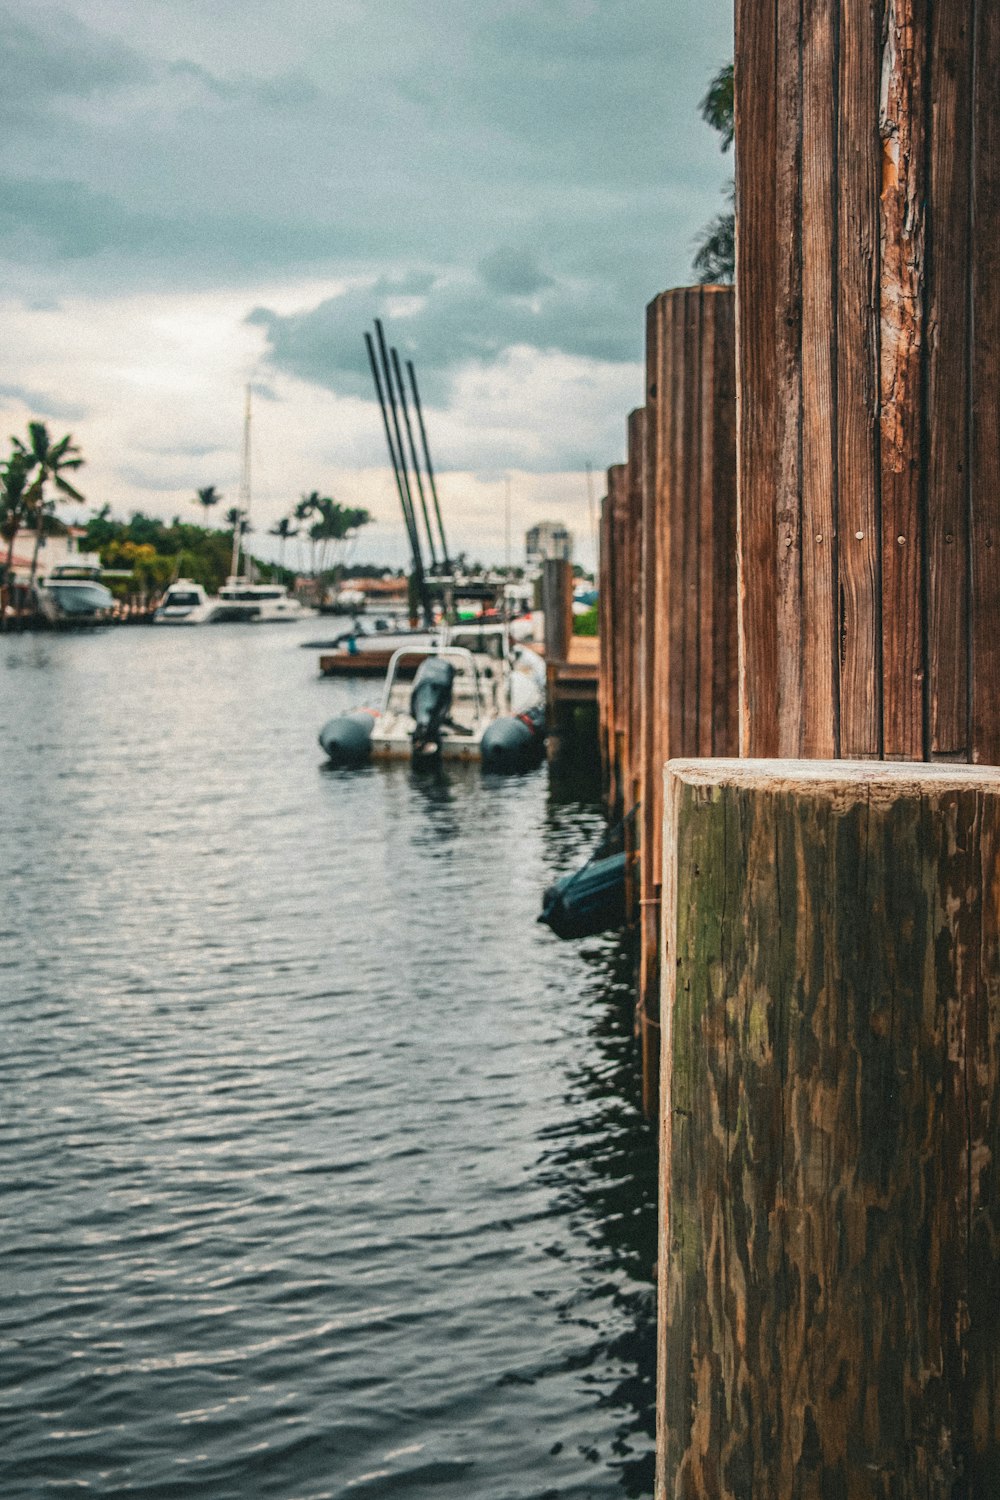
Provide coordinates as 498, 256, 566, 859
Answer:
391, 345, 439, 573
373, 321, 433, 625
364, 332, 422, 577
407, 359, 451, 572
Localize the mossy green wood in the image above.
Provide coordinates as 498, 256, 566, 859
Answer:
657, 760, 1000, 1500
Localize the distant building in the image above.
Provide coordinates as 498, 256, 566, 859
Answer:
6, 525, 101, 581
525, 520, 573, 569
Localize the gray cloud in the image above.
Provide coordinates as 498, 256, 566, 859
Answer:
0, 1, 732, 289
248, 260, 644, 405
0, 9, 149, 109
479, 248, 554, 297
0, 381, 89, 422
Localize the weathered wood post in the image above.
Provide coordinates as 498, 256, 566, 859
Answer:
637, 286, 738, 1114
657, 758, 1000, 1498
623, 431, 646, 925
543, 556, 575, 759
735, 0, 1000, 762
598, 494, 615, 799
542, 556, 573, 665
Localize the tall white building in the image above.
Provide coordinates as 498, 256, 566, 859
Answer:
525, 520, 573, 569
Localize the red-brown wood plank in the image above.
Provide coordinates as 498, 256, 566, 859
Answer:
678, 289, 703, 756
970, 0, 1000, 763
926, 0, 973, 759
878, 0, 928, 760
734, 0, 780, 757
835, 0, 883, 758
800, 0, 840, 758
708, 291, 739, 757
773, 0, 805, 758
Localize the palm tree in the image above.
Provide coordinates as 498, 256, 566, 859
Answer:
309, 499, 372, 592
694, 61, 735, 284
194, 485, 222, 524
269, 516, 298, 572
295, 491, 323, 576
11, 422, 85, 584
1, 449, 32, 581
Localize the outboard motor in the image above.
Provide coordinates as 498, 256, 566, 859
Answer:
318, 708, 377, 765
481, 704, 547, 772
410, 657, 456, 755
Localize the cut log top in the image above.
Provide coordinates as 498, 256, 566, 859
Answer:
666, 756, 1000, 799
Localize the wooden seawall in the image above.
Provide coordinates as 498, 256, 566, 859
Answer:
591, 2, 1000, 1491
598, 285, 739, 1114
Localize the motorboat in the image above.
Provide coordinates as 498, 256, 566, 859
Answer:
153, 577, 311, 624
153, 579, 217, 624
211, 579, 312, 622
34, 565, 115, 627
318, 624, 547, 770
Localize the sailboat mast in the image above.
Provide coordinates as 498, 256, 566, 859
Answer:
231, 384, 252, 580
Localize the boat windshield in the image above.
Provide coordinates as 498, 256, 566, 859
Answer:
165, 591, 201, 607
450, 629, 506, 660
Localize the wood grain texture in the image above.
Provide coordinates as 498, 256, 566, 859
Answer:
800, 0, 840, 758
640, 297, 665, 1078
879, 0, 927, 759
925, 0, 971, 759
736, 0, 998, 765
657, 758, 1000, 1499
835, 0, 882, 758
632, 286, 739, 1113
735, 0, 780, 757
625, 410, 647, 922
970, 0, 1000, 762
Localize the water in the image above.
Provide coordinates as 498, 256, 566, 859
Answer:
0, 622, 657, 1500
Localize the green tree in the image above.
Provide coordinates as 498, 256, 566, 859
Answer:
295, 491, 323, 575
693, 62, 735, 284
1, 449, 32, 580
11, 422, 85, 583
194, 485, 222, 522
310, 498, 371, 576
269, 515, 298, 571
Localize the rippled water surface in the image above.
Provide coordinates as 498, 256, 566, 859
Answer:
1, 622, 656, 1499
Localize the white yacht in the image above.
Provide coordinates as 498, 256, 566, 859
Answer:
154, 577, 310, 624
212, 579, 311, 623
153, 579, 217, 624
34, 565, 115, 627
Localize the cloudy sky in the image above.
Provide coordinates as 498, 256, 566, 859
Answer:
2, 0, 733, 570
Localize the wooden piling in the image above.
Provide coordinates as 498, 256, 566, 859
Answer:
541, 557, 573, 664
657, 757, 1000, 1499
636, 286, 738, 1115
734, 0, 1000, 763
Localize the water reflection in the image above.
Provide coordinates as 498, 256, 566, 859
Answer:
534, 928, 658, 1498
1, 624, 657, 1500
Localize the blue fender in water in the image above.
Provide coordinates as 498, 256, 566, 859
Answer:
538, 852, 627, 939
319, 709, 377, 765
481, 705, 546, 772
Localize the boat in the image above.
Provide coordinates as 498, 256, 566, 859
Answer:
153, 576, 310, 624
33, 565, 115, 627
211, 579, 311, 622
318, 624, 547, 770
156, 386, 312, 626
538, 852, 627, 939
153, 579, 217, 624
